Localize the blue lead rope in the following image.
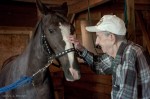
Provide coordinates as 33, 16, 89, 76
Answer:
0, 76, 33, 94
0, 60, 53, 94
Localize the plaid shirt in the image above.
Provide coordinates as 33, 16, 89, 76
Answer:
80, 41, 150, 99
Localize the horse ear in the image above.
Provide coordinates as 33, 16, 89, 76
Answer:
61, 2, 68, 16
36, 0, 49, 15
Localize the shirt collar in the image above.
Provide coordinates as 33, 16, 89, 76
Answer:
114, 41, 128, 64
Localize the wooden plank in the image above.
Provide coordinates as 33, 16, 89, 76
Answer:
135, 0, 150, 4
68, 0, 110, 14
14, 0, 80, 5
0, 26, 33, 68
65, 81, 112, 94
80, 74, 112, 85
0, 26, 33, 38
65, 86, 111, 99
0, 2, 37, 27
0, 34, 29, 68
116, 0, 150, 4
136, 11, 150, 53
135, 4, 150, 11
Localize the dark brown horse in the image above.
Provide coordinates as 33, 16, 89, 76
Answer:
0, 0, 80, 99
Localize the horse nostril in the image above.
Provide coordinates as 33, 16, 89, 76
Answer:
69, 67, 80, 80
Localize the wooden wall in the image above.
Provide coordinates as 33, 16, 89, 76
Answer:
0, 1, 37, 27
0, 27, 33, 69
64, 64, 112, 99
0, 1, 36, 69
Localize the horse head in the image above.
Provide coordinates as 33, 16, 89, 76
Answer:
36, 0, 80, 81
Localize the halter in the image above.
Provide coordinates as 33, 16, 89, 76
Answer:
41, 27, 76, 59
32, 33, 76, 77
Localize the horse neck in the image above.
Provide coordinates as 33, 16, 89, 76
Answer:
25, 24, 49, 76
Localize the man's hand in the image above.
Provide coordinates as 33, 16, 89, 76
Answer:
68, 35, 85, 52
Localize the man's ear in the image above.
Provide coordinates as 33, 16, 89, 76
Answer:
109, 34, 116, 43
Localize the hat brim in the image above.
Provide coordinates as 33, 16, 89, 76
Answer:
86, 26, 101, 32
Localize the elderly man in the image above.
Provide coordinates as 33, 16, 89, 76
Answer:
69, 15, 150, 99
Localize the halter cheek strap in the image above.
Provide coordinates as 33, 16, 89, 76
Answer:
41, 33, 76, 61
41, 33, 53, 55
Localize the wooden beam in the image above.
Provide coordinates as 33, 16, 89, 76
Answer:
68, 0, 110, 14
14, 0, 80, 5
0, 26, 33, 38
135, 0, 150, 4
126, 0, 135, 41
116, 0, 150, 4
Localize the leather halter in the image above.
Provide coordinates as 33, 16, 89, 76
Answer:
41, 33, 76, 61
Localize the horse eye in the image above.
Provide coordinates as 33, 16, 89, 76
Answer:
49, 29, 54, 33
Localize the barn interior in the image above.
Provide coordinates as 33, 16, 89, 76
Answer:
0, 0, 150, 99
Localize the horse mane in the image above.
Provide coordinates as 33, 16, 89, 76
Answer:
31, 18, 43, 39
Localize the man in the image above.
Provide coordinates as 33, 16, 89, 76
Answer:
69, 15, 150, 99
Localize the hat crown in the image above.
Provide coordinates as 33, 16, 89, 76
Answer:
96, 15, 126, 35
86, 15, 126, 35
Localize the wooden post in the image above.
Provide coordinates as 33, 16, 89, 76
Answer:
80, 20, 97, 54
126, 0, 135, 41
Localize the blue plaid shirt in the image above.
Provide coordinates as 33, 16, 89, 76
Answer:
80, 41, 150, 99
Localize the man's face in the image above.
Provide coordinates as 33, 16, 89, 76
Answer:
95, 32, 113, 54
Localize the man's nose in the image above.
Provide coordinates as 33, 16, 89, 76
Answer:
95, 45, 101, 49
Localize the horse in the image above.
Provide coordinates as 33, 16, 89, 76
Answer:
0, 0, 80, 98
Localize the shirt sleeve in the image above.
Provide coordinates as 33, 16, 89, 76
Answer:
80, 49, 113, 75
115, 48, 137, 99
